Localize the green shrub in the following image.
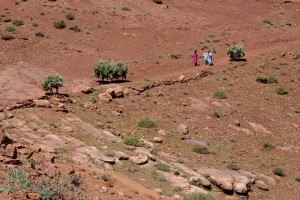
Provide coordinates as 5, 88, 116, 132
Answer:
65, 13, 75, 20
193, 145, 210, 154
3, 18, 11, 22
35, 32, 44, 37
1, 35, 14, 41
123, 136, 144, 147
227, 44, 245, 60
262, 19, 274, 26
94, 60, 128, 82
69, 25, 80, 32
213, 90, 227, 99
227, 161, 240, 170
43, 73, 64, 94
263, 142, 275, 150
154, 162, 170, 172
12, 19, 24, 26
5, 26, 15, 32
256, 76, 278, 84
121, 7, 131, 11
151, 170, 167, 182
272, 167, 285, 176
8, 169, 31, 190
170, 54, 181, 59
32, 22, 39, 27
138, 118, 157, 128
183, 192, 215, 200
276, 87, 288, 95
54, 20, 66, 29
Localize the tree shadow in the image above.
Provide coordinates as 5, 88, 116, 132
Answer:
96, 79, 131, 85
230, 58, 247, 62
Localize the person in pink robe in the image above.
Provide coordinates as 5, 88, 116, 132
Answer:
193, 50, 198, 66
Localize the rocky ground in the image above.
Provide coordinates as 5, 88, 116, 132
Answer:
0, 0, 300, 199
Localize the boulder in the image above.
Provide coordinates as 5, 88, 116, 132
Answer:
178, 75, 185, 82
153, 137, 163, 143
83, 102, 97, 110
130, 154, 149, 165
33, 100, 51, 108
135, 147, 156, 161
114, 87, 124, 98
106, 88, 116, 97
0, 113, 5, 122
101, 156, 115, 164
0, 107, 3, 112
256, 180, 269, 191
27, 192, 41, 200
158, 130, 167, 137
233, 176, 251, 194
0, 130, 12, 145
5, 144, 17, 158
209, 174, 234, 191
178, 124, 189, 135
190, 176, 211, 188
80, 86, 94, 94
114, 151, 129, 160
98, 93, 113, 103
186, 139, 208, 148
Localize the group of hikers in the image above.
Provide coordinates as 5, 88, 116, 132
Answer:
193, 50, 213, 66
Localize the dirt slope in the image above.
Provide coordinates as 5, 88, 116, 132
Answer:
0, 0, 300, 199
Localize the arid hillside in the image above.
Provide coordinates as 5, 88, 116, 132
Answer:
0, 0, 300, 199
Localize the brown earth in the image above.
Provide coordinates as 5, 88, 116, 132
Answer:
0, 0, 300, 199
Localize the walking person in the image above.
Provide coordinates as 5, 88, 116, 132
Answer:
207, 50, 213, 66
203, 51, 208, 65
193, 50, 198, 66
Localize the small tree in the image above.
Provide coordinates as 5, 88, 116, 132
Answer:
94, 60, 128, 83
227, 44, 245, 60
43, 74, 64, 94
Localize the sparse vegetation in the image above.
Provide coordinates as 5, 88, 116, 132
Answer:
32, 22, 39, 27
183, 192, 216, 200
213, 90, 227, 99
151, 170, 167, 182
193, 145, 210, 154
122, 6, 131, 11
42, 73, 64, 94
272, 167, 285, 177
54, 20, 66, 29
123, 136, 144, 147
256, 76, 278, 84
1, 35, 14, 41
276, 87, 288, 95
5, 25, 15, 32
65, 13, 75, 20
3, 18, 11, 22
144, 78, 151, 82
12, 19, 24, 26
263, 142, 275, 150
154, 162, 170, 172
227, 161, 240, 170
35, 32, 44, 37
227, 44, 245, 60
138, 118, 157, 128
69, 25, 81, 32
170, 53, 181, 59
262, 19, 274, 26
